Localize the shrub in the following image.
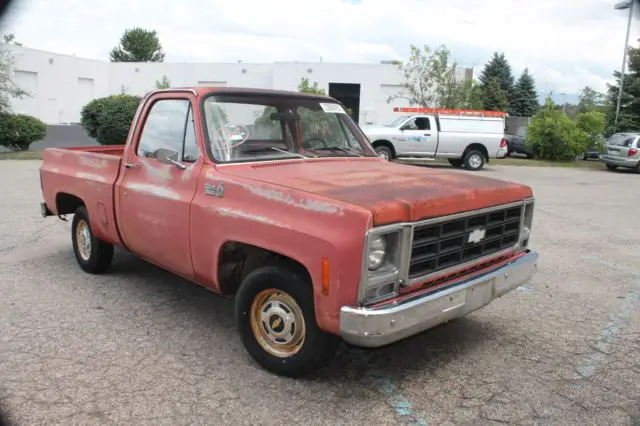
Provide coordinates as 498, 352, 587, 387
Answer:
80, 95, 141, 145
574, 110, 606, 151
0, 113, 47, 151
80, 97, 110, 138
527, 98, 591, 161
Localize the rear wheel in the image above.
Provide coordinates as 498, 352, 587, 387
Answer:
374, 145, 393, 161
71, 206, 114, 274
463, 150, 485, 171
448, 158, 464, 168
235, 265, 340, 377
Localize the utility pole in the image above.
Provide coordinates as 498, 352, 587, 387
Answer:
614, 0, 636, 129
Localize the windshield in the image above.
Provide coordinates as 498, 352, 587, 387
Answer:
202, 94, 376, 163
385, 116, 409, 127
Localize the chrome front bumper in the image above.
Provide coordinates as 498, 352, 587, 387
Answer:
340, 250, 538, 347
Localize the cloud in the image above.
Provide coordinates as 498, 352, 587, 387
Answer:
0, 0, 635, 98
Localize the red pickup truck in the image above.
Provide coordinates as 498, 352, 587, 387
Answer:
38, 87, 538, 377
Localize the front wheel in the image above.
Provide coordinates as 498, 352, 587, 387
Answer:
606, 164, 618, 171
71, 206, 114, 274
235, 265, 340, 377
463, 150, 485, 171
374, 145, 393, 161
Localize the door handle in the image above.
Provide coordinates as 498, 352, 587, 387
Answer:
424, 133, 431, 136
124, 163, 142, 169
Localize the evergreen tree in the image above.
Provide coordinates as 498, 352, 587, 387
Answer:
479, 52, 515, 111
482, 77, 509, 112
511, 68, 539, 116
605, 44, 640, 135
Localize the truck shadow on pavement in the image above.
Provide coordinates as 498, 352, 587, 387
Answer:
105, 248, 493, 383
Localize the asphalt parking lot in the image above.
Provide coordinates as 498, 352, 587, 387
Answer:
1, 160, 639, 425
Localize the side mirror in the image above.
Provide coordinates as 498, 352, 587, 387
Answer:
155, 148, 186, 169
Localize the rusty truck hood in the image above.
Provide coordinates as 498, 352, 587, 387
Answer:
219, 158, 533, 225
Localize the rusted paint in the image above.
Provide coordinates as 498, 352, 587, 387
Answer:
76, 171, 108, 183
216, 207, 286, 227
221, 158, 532, 225
236, 182, 344, 215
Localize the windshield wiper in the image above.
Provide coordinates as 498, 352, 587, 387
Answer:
269, 147, 311, 159
311, 146, 363, 157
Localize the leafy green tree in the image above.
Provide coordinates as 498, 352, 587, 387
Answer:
3, 33, 22, 46
154, 75, 171, 90
482, 77, 509, 112
390, 44, 475, 109
0, 47, 29, 113
510, 68, 539, 116
527, 97, 590, 161
478, 52, 515, 111
578, 86, 605, 113
110, 28, 165, 62
297, 77, 326, 95
605, 44, 640, 135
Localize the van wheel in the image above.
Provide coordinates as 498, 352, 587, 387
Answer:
235, 265, 340, 377
374, 145, 393, 161
463, 150, 485, 171
71, 206, 114, 274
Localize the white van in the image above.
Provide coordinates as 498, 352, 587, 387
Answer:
361, 107, 508, 171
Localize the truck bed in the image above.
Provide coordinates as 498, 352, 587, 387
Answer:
40, 145, 125, 245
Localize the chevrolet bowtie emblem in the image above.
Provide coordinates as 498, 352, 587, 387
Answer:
468, 228, 486, 244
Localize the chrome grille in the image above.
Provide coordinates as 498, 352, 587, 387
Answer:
409, 205, 523, 279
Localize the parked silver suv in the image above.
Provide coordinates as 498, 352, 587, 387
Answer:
600, 132, 640, 172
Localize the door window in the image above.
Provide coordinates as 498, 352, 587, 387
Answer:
402, 117, 431, 131
137, 99, 198, 162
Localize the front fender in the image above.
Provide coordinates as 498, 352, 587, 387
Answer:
189, 170, 373, 335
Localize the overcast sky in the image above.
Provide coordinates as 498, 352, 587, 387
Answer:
0, 0, 637, 101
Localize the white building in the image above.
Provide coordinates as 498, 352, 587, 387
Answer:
4, 44, 473, 127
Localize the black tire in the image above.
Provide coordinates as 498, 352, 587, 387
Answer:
374, 145, 393, 161
606, 164, 618, 171
448, 158, 464, 168
71, 206, 114, 274
463, 150, 485, 171
235, 265, 340, 377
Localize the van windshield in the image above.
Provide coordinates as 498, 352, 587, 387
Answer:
202, 93, 376, 163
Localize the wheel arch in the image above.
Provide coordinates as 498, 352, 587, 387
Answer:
371, 139, 396, 158
464, 143, 490, 163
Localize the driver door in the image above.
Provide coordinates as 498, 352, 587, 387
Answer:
399, 116, 436, 155
115, 96, 202, 279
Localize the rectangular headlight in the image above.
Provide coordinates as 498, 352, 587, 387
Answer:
359, 225, 412, 305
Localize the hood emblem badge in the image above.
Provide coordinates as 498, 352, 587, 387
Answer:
468, 228, 486, 244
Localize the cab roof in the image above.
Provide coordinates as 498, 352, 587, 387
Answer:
155, 86, 336, 101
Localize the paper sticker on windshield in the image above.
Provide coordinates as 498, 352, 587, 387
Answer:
319, 103, 347, 114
